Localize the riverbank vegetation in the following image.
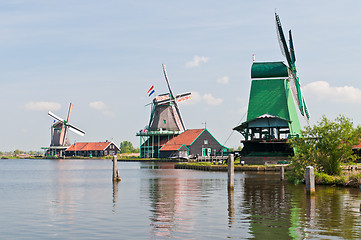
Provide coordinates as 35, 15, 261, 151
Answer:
288, 115, 361, 185
120, 141, 140, 154
1, 150, 43, 159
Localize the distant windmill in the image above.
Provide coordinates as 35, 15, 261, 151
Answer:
48, 103, 85, 147
147, 64, 192, 132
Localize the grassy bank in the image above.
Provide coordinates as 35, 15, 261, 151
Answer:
313, 172, 361, 187
177, 162, 361, 188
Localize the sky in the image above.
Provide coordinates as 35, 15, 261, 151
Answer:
1, 0, 361, 152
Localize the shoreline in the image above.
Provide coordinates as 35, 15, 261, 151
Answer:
175, 163, 292, 172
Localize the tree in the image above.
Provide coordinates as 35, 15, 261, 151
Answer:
290, 115, 360, 181
120, 141, 139, 153
229, 146, 242, 152
13, 149, 24, 155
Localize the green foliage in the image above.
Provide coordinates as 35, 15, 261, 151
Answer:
290, 115, 360, 182
315, 172, 336, 185
229, 146, 242, 152
348, 172, 361, 184
286, 171, 304, 185
181, 162, 212, 166
335, 175, 347, 186
120, 141, 140, 154
311, 172, 361, 187
13, 149, 24, 155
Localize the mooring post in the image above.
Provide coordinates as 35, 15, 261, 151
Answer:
113, 155, 121, 181
228, 154, 234, 190
306, 166, 315, 194
280, 166, 284, 181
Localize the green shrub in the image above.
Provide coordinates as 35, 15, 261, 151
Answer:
290, 115, 360, 181
348, 173, 361, 185
334, 175, 347, 186
286, 171, 304, 185
315, 172, 336, 185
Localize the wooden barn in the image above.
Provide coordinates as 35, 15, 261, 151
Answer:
159, 128, 228, 158
65, 141, 120, 157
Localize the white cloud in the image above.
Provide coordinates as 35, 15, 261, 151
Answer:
183, 91, 201, 104
25, 101, 61, 111
217, 76, 229, 84
89, 101, 106, 110
203, 93, 223, 106
183, 91, 223, 106
185, 55, 209, 68
303, 81, 361, 104
89, 101, 114, 116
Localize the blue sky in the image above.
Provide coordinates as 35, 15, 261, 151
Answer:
1, 0, 361, 151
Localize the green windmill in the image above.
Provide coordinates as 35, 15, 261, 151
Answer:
234, 13, 310, 161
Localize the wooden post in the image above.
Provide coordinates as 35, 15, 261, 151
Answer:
113, 155, 121, 181
306, 166, 315, 194
280, 166, 284, 181
228, 154, 234, 190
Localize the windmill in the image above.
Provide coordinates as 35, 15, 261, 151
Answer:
147, 64, 191, 132
275, 12, 310, 121
137, 64, 191, 158
233, 13, 310, 161
48, 103, 85, 147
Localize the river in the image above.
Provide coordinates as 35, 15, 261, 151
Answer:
0, 159, 360, 239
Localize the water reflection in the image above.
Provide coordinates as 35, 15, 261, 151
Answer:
306, 194, 315, 224
291, 186, 361, 239
227, 188, 235, 227
140, 165, 361, 239
2, 160, 361, 239
148, 178, 176, 238
146, 176, 200, 239
241, 172, 295, 239
50, 160, 78, 225
112, 180, 119, 212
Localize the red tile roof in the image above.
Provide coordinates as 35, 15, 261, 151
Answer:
160, 129, 204, 151
66, 142, 113, 151
353, 142, 361, 149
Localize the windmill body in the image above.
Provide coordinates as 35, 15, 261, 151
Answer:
149, 104, 181, 131
233, 13, 309, 163
51, 121, 71, 146
137, 65, 191, 158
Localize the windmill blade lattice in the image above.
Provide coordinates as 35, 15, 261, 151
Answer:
146, 65, 192, 132
275, 13, 310, 120
161, 64, 186, 131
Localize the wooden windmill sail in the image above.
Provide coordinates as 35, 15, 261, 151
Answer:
275, 12, 310, 121
48, 103, 85, 146
147, 64, 191, 132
